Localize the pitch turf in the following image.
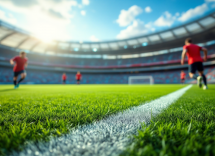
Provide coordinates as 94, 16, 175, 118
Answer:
0, 85, 183, 155
122, 85, 215, 156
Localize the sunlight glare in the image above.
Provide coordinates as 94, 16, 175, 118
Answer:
26, 7, 71, 43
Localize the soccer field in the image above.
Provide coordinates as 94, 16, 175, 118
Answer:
0, 85, 214, 155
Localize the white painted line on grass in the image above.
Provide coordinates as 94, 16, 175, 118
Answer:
12, 85, 192, 156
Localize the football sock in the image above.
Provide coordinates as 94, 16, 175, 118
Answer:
192, 74, 198, 80
202, 74, 207, 86
18, 78, 25, 84
13, 80, 17, 86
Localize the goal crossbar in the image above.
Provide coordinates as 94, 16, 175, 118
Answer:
128, 76, 154, 85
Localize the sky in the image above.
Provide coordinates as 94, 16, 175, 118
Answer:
0, 0, 215, 42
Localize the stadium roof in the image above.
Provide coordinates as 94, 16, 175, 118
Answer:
0, 11, 215, 55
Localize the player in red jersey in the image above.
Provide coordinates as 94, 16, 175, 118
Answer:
181, 38, 208, 90
76, 71, 82, 84
10, 51, 28, 89
62, 73, 67, 84
180, 70, 186, 84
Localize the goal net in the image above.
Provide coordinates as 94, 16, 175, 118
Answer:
128, 76, 154, 85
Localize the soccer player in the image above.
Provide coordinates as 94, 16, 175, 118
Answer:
180, 70, 186, 84
62, 73, 67, 84
181, 38, 208, 90
76, 71, 82, 84
10, 51, 28, 89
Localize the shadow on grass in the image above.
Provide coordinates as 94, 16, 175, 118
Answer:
208, 88, 215, 90
0, 89, 17, 92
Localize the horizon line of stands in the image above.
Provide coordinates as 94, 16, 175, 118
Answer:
0, 66, 214, 84
0, 44, 214, 69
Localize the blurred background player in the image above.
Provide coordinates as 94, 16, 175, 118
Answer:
180, 70, 186, 84
10, 51, 28, 89
62, 73, 67, 84
181, 38, 208, 90
76, 71, 82, 84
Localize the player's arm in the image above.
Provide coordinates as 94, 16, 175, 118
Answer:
181, 49, 187, 65
10, 57, 18, 65
10, 59, 14, 65
25, 59, 28, 67
201, 47, 208, 62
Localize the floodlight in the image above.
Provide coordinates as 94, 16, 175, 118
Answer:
142, 42, 148, 46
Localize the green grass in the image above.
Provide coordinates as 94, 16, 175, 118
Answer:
0, 84, 182, 155
122, 85, 215, 156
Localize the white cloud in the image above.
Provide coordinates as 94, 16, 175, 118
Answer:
116, 1, 214, 40
178, 3, 208, 22
145, 6, 152, 13
116, 10, 180, 39
205, 0, 215, 7
0, 9, 17, 24
116, 20, 150, 39
116, 5, 143, 27
82, 0, 90, 5
0, 0, 80, 41
81, 10, 86, 16
90, 35, 99, 42
0, 0, 78, 20
154, 11, 177, 27
116, 10, 179, 39
145, 22, 156, 31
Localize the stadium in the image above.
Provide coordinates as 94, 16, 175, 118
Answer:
0, 1, 215, 156
0, 11, 215, 84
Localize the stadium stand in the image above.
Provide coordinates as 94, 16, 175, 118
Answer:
0, 66, 214, 84
0, 42, 215, 68
0, 12, 215, 84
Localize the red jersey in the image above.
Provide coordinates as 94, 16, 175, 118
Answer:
76, 74, 82, 80
180, 72, 186, 79
62, 74, 67, 80
183, 44, 203, 65
12, 56, 28, 72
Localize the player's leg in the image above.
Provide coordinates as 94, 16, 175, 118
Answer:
198, 71, 208, 89
181, 79, 183, 84
13, 76, 18, 88
17, 71, 26, 87
197, 62, 208, 90
188, 63, 197, 79
189, 63, 202, 88
190, 72, 202, 88
13, 70, 19, 88
182, 79, 185, 84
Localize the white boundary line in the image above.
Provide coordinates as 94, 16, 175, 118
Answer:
12, 85, 192, 156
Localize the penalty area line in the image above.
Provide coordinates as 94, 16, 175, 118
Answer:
12, 85, 192, 156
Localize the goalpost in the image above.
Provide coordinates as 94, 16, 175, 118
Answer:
128, 76, 154, 85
